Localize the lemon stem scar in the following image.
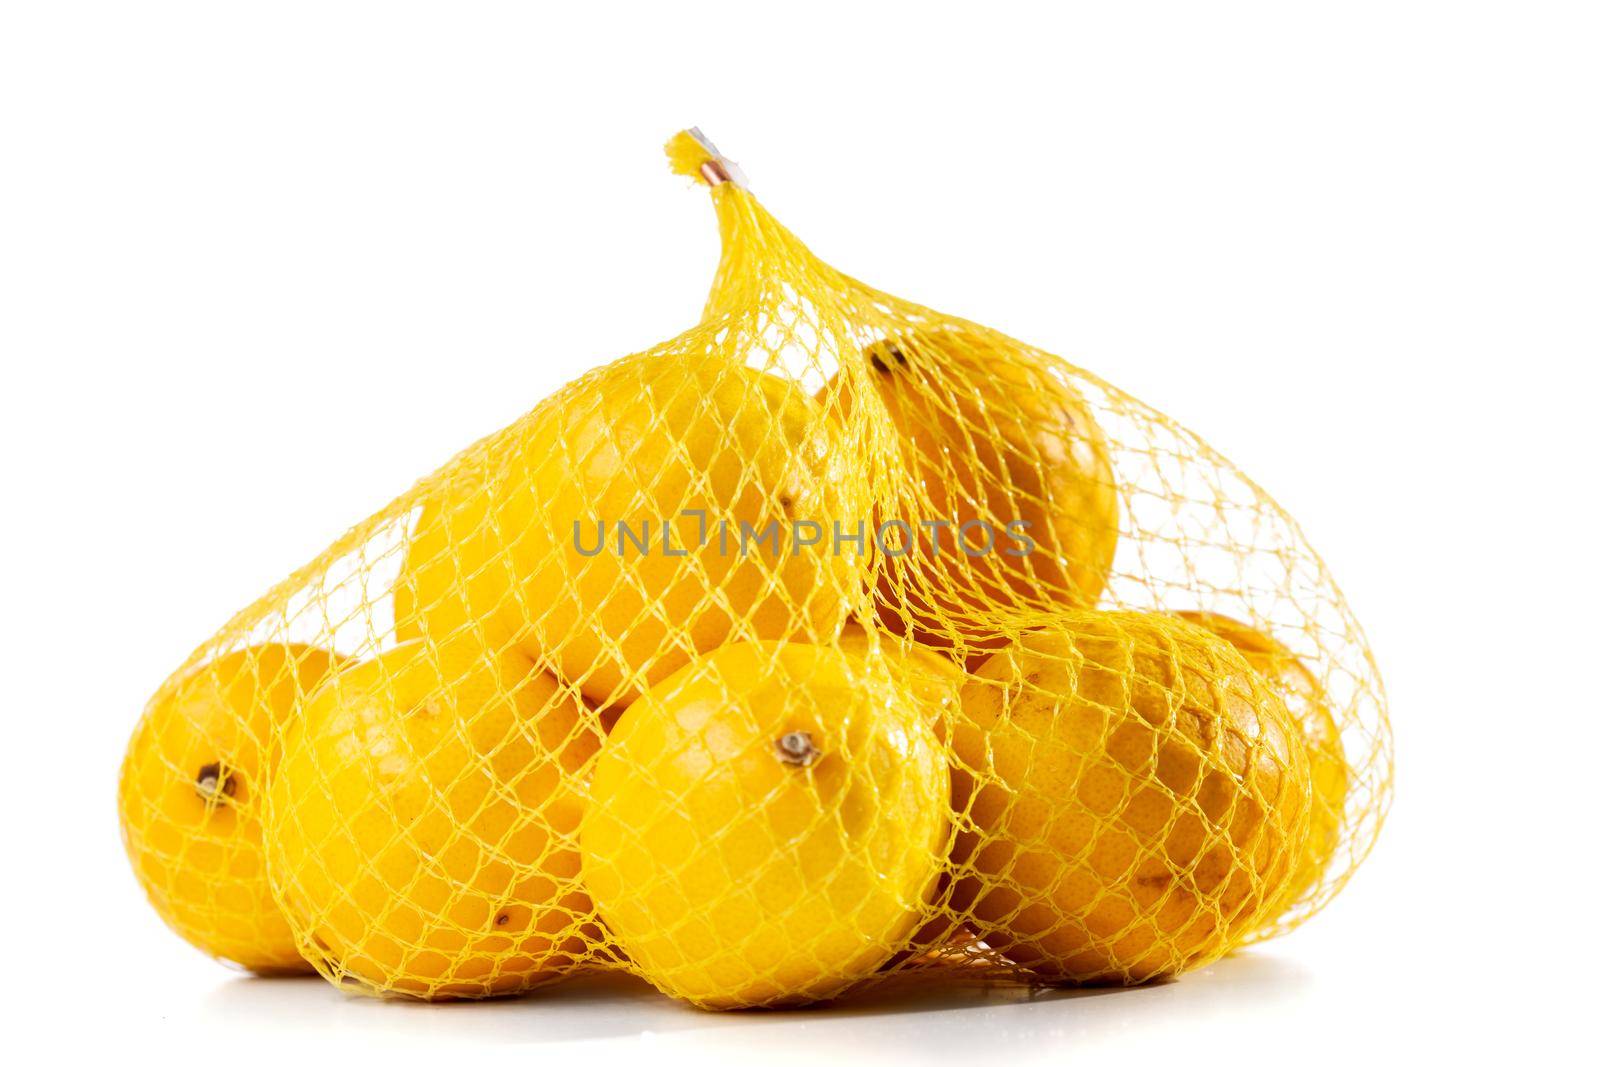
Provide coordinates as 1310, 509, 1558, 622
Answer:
194, 762, 237, 804
775, 731, 821, 767
869, 343, 909, 375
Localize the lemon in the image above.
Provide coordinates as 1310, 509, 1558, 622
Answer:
950, 611, 1312, 983
1175, 611, 1350, 924
829, 325, 1119, 650
119, 643, 340, 972
581, 641, 949, 1008
396, 352, 868, 711
267, 639, 602, 998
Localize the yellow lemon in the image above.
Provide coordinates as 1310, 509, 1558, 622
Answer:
396, 352, 868, 711
581, 641, 949, 1009
119, 643, 340, 973
1174, 611, 1350, 922
267, 640, 602, 998
828, 325, 1119, 651
950, 611, 1312, 983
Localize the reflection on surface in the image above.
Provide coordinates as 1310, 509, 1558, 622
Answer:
205, 951, 1314, 1060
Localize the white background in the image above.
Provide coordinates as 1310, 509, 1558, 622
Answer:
2, 2, 1596, 1062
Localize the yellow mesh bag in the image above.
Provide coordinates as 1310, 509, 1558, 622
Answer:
117, 129, 1393, 1008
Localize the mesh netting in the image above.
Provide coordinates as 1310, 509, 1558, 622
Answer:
117, 129, 1392, 1009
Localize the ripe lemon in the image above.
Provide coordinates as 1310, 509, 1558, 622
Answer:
581, 641, 949, 1009
1175, 611, 1350, 923
118, 643, 340, 972
267, 639, 602, 998
828, 325, 1118, 650
396, 352, 869, 711
949, 611, 1312, 983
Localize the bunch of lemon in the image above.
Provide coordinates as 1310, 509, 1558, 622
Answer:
118, 131, 1370, 1010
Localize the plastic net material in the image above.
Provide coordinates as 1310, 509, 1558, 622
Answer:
117, 129, 1393, 1009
